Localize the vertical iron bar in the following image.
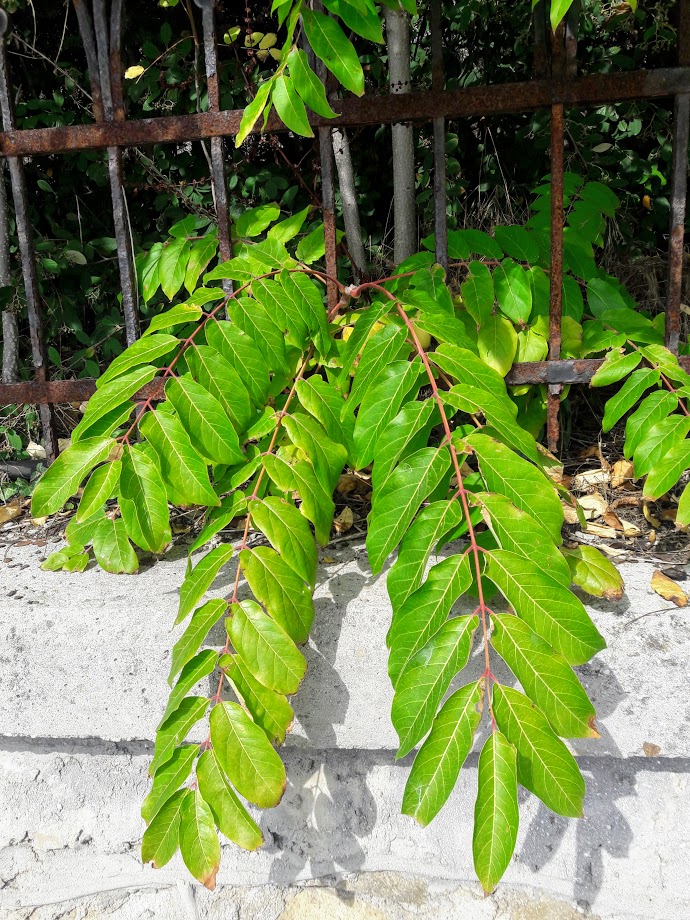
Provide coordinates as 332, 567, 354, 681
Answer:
313, 15, 338, 310
0, 12, 58, 459
431, 0, 447, 269
665, 0, 690, 353
77, 0, 139, 344
547, 24, 566, 454
194, 0, 233, 296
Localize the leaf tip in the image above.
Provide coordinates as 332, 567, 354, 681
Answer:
202, 864, 220, 891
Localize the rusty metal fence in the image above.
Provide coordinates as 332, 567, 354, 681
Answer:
0, 0, 688, 459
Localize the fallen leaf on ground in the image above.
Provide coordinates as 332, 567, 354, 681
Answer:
572, 468, 611, 490
337, 474, 358, 495
603, 511, 624, 530
651, 569, 688, 607
618, 517, 642, 537
334, 506, 354, 534
643, 503, 661, 528
660, 508, 677, 523
562, 503, 580, 525
585, 522, 619, 539
643, 742, 661, 757
611, 459, 635, 489
578, 445, 604, 461
26, 441, 46, 460
0, 501, 22, 525
578, 492, 608, 520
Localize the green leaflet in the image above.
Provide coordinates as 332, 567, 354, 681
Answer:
92, 517, 139, 574
186, 345, 253, 436
386, 501, 465, 613
494, 258, 532, 324
352, 359, 424, 469
562, 545, 624, 601
643, 439, 690, 499
402, 679, 483, 826
287, 48, 337, 118
302, 9, 365, 96
140, 409, 220, 508
485, 550, 605, 666
368, 446, 452, 575
677, 480, 690, 527
477, 492, 571, 587
591, 349, 641, 387
493, 225, 539, 263
602, 367, 660, 432
346, 322, 409, 410
228, 599, 307, 695
160, 650, 218, 725
633, 415, 690, 478
443, 385, 539, 462
142, 789, 190, 868
235, 80, 271, 147
432, 344, 508, 402
337, 300, 390, 386
196, 750, 263, 851
222, 653, 294, 745
371, 399, 437, 493
322, 0, 384, 43
296, 376, 352, 450
239, 546, 314, 644
493, 685, 585, 818
472, 732, 519, 894
262, 453, 335, 545
159, 236, 191, 300
72, 365, 157, 442
468, 433, 564, 542
491, 614, 597, 738
143, 303, 203, 337
278, 270, 331, 357
392, 615, 477, 757
98, 334, 179, 387
179, 790, 221, 890
77, 459, 121, 521
624, 390, 677, 459
169, 598, 227, 683
150, 697, 209, 776
142, 743, 198, 824
228, 293, 291, 378
460, 261, 494, 326
210, 701, 286, 808
272, 74, 313, 137
119, 446, 171, 554
282, 413, 348, 494
185, 234, 218, 294
165, 375, 244, 465
188, 492, 247, 556
177, 546, 233, 624
205, 321, 271, 408
32, 437, 114, 518
249, 497, 318, 587
387, 553, 473, 685
253, 277, 309, 348
477, 314, 518, 377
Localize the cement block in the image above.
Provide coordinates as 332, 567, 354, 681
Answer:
0, 748, 688, 920
1, 540, 689, 759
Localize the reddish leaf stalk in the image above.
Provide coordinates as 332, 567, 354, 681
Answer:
357, 282, 495, 717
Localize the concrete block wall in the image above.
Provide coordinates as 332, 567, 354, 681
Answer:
1, 538, 688, 919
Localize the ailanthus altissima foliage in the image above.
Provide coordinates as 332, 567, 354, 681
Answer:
34, 188, 658, 891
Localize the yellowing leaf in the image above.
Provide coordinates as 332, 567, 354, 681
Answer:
125, 65, 145, 79
651, 570, 688, 607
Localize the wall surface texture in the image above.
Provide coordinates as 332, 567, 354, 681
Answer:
0, 537, 688, 920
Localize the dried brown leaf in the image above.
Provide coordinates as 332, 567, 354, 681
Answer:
585, 522, 619, 539
651, 569, 688, 607
611, 459, 635, 490
643, 742, 661, 757
0, 501, 23, 526
578, 492, 608, 520
572, 469, 610, 491
334, 506, 354, 534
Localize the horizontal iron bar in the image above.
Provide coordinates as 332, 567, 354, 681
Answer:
3, 354, 690, 405
506, 356, 690, 384
1, 67, 688, 157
